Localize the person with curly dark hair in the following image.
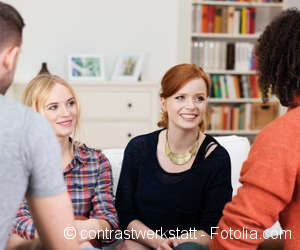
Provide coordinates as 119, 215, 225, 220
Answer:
208, 9, 300, 250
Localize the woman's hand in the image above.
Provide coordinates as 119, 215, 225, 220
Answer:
176, 231, 210, 246
156, 238, 179, 250
116, 240, 152, 250
74, 219, 89, 243
74, 218, 102, 248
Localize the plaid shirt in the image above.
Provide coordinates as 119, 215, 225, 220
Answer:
11, 142, 118, 244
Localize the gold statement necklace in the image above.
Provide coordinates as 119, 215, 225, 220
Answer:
165, 130, 200, 165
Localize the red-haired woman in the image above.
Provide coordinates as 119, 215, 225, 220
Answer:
116, 64, 232, 250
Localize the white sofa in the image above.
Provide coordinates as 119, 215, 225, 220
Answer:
102, 135, 281, 249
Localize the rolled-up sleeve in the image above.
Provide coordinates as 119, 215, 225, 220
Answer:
11, 201, 36, 240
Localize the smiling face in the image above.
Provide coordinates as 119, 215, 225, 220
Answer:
43, 83, 78, 139
161, 78, 208, 131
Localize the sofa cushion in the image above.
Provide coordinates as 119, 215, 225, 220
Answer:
102, 148, 124, 195
214, 135, 250, 196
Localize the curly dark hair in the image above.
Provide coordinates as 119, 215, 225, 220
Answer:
256, 8, 300, 107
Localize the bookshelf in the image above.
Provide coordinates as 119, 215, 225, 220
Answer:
207, 130, 259, 135
208, 98, 276, 103
185, 0, 284, 141
192, 0, 283, 8
192, 33, 260, 39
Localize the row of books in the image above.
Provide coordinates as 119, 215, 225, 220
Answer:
208, 102, 279, 131
208, 104, 250, 130
191, 40, 256, 71
202, 0, 282, 2
192, 5, 256, 34
210, 74, 261, 98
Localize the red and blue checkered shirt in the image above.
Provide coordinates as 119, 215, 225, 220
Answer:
11, 142, 118, 243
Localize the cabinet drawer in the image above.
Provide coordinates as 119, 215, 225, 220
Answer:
78, 92, 151, 120
80, 121, 153, 149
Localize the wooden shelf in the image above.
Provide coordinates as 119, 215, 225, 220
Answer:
206, 70, 257, 75
206, 130, 259, 135
192, 33, 260, 39
208, 97, 278, 103
209, 98, 259, 103
192, 0, 283, 8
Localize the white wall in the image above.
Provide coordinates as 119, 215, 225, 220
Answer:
9, 0, 300, 84
9, 0, 180, 83
285, 0, 300, 8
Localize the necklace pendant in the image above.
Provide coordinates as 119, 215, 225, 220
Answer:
165, 130, 200, 166
169, 152, 192, 165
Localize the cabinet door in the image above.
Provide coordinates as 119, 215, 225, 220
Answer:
79, 121, 153, 149
78, 91, 152, 120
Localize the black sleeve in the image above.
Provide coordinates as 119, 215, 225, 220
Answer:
199, 148, 233, 235
115, 138, 140, 231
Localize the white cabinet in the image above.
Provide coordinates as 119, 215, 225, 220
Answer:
11, 82, 160, 149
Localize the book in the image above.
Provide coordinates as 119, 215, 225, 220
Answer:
202, 5, 208, 33
233, 9, 241, 34
203, 41, 210, 69
245, 103, 251, 130
238, 105, 246, 129
207, 6, 215, 33
233, 75, 241, 98
246, 8, 251, 34
226, 43, 235, 70
221, 6, 228, 33
233, 106, 240, 130
227, 75, 236, 98
220, 41, 227, 70
198, 41, 205, 68
214, 41, 221, 70
249, 7, 256, 34
214, 6, 222, 33
241, 7, 247, 34
227, 6, 235, 34
192, 5, 197, 33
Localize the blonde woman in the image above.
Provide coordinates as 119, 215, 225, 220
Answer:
9, 74, 118, 249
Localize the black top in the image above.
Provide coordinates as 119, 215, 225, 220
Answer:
116, 129, 232, 236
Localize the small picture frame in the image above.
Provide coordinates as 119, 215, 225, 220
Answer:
68, 55, 105, 81
111, 53, 144, 82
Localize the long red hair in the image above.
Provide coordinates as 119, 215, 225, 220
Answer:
157, 64, 211, 131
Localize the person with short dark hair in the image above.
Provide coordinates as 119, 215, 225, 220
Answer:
0, 2, 79, 249
209, 9, 300, 250
115, 64, 232, 250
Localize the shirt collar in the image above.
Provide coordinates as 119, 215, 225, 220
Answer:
64, 139, 87, 174
73, 141, 89, 164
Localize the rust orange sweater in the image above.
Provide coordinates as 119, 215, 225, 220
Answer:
210, 106, 300, 250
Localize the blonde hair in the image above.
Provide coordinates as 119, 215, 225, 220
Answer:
157, 64, 211, 132
22, 74, 81, 137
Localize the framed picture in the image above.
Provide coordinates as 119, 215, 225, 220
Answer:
68, 55, 105, 81
111, 53, 144, 82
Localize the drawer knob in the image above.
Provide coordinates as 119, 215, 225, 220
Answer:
127, 103, 133, 108
127, 133, 132, 138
